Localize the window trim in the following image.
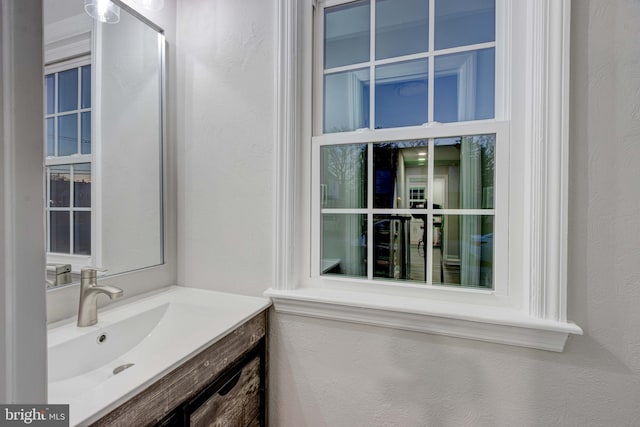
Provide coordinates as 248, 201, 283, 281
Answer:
267, 0, 582, 352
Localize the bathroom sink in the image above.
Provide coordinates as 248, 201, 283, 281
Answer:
48, 303, 169, 382
47, 286, 271, 426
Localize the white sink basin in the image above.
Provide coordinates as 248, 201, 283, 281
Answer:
47, 286, 270, 426
48, 303, 168, 382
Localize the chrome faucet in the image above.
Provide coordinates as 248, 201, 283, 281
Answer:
77, 267, 123, 327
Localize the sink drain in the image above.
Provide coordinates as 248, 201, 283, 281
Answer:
113, 363, 135, 375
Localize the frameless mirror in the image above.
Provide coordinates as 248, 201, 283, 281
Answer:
44, 0, 165, 288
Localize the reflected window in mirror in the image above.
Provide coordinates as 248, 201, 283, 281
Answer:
44, 58, 93, 275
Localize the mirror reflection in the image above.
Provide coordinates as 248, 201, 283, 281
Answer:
44, 0, 165, 288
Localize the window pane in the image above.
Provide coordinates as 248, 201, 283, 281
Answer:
324, 69, 370, 133
49, 165, 70, 207
74, 163, 91, 208
74, 211, 91, 255
375, 59, 428, 129
50, 211, 70, 253
46, 118, 55, 157
45, 74, 55, 115
434, 48, 494, 123
376, 0, 428, 60
321, 144, 367, 209
325, 1, 370, 69
81, 112, 91, 154
432, 215, 493, 288
373, 140, 428, 208
434, 0, 495, 50
322, 214, 367, 277
81, 65, 91, 109
434, 134, 495, 209
58, 114, 78, 156
58, 68, 78, 112
373, 214, 425, 282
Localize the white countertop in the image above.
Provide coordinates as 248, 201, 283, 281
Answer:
47, 286, 271, 426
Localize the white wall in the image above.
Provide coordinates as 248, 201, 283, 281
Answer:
176, 0, 640, 425
0, 0, 47, 403
176, 0, 274, 295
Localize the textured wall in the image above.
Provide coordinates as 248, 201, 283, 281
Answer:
176, 0, 274, 295
175, 0, 640, 425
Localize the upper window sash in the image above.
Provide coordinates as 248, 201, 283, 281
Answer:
315, 0, 506, 136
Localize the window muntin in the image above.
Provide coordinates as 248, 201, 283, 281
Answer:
316, 0, 502, 290
321, 0, 496, 134
44, 61, 93, 258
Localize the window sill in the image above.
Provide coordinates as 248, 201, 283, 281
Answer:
264, 287, 582, 352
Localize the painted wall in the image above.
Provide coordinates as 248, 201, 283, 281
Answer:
176, 0, 640, 425
176, 0, 274, 296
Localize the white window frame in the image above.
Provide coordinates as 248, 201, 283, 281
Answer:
266, 0, 582, 352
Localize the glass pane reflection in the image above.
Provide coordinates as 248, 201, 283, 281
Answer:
58, 114, 78, 156
434, 48, 495, 123
81, 112, 91, 154
50, 211, 70, 253
376, 0, 429, 60
322, 214, 367, 277
324, 0, 370, 69
373, 214, 426, 282
373, 140, 428, 208
432, 215, 493, 288
375, 59, 428, 129
45, 74, 55, 115
81, 65, 91, 109
324, 69, 370, 133
74, 211, 91, 255
321, 144, 367, 209
46, 118, 55, 156
58, 68, 78, 113
49, 165, 70, 207
74, 163, 91, 208
434, 134, 495, 209
434, 0, 495, 50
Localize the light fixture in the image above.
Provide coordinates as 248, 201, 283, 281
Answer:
134, 0, 165, 11
418, 152, 427, 156
84, 0, 120, 24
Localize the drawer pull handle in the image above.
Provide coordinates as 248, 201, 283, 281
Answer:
218, 370, 242, 396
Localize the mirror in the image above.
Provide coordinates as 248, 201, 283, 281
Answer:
44, 0, 165, 288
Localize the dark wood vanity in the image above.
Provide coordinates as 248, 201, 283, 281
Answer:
90, 310, 267, 427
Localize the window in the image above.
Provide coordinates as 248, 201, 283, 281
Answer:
268, 0, 582, 352
44, 59, 93, 270
317, 0, 501, 288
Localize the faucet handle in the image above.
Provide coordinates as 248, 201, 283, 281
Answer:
80, 266, 108, 279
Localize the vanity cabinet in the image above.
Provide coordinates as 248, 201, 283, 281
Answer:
91, 310, 267, 427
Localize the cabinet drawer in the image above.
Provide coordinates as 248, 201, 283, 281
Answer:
189, 356, 261, 427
